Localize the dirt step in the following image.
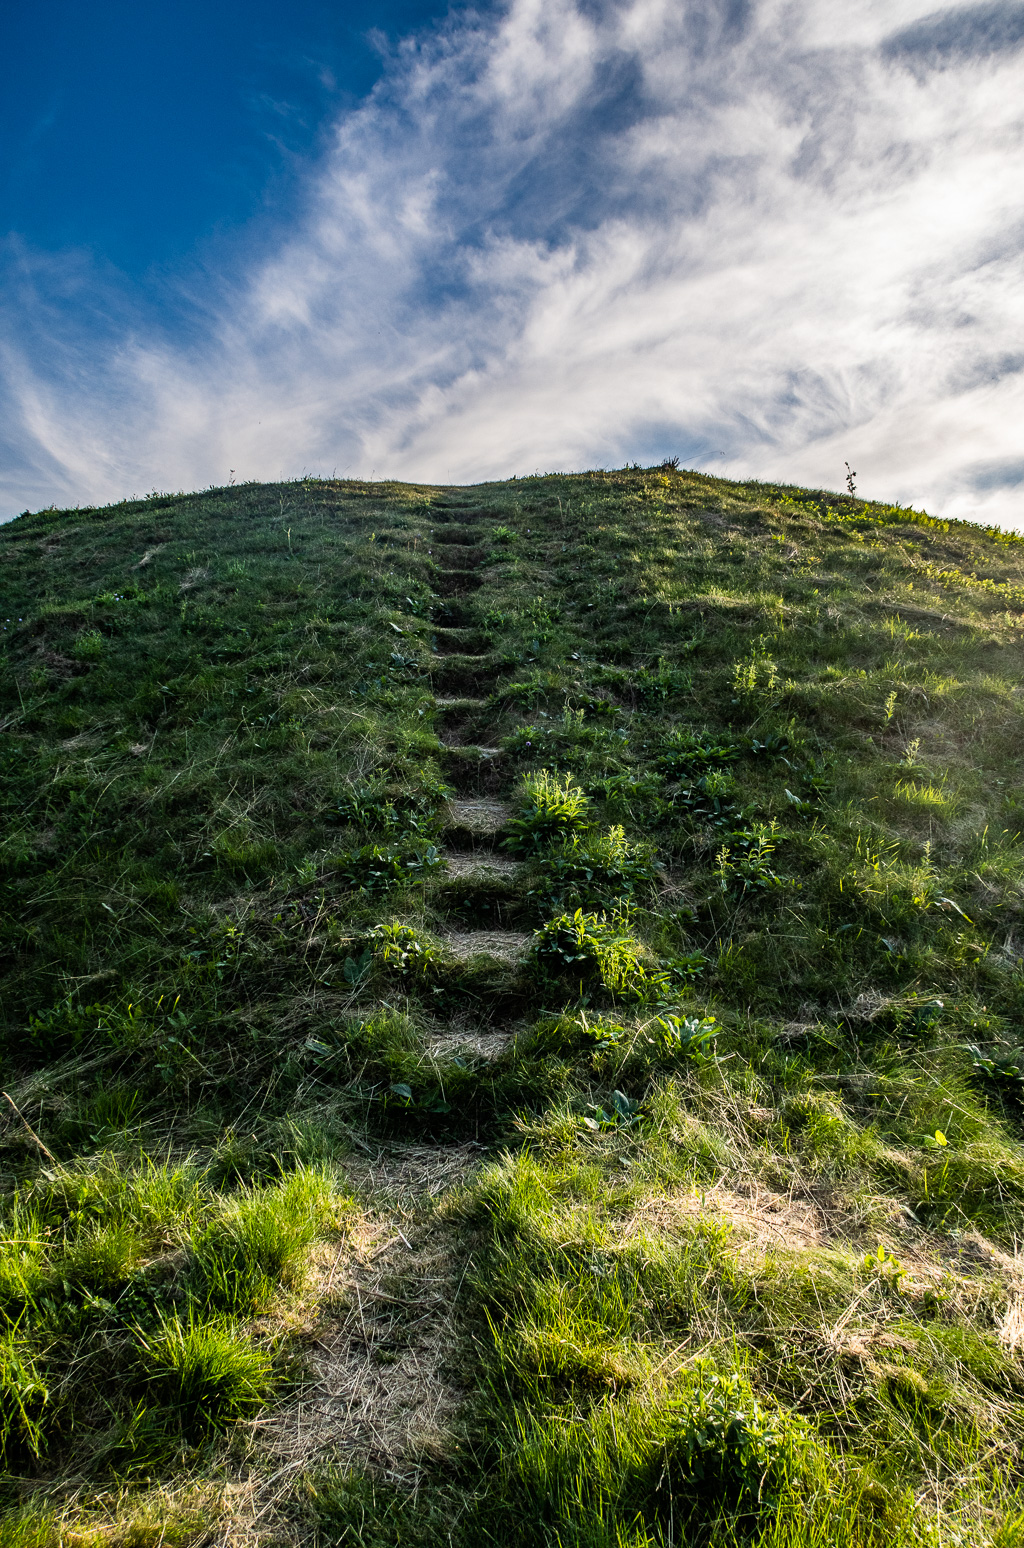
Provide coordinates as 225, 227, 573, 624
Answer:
440, 738, 503, 757
442, 849, 521, 879
441, 736, 503, 761
432, 659, 499, 695
439, 743, 501, 798
437, 863, 526, 929
441, 927, 532, 964
430, 601, 480, 628
445, 797, 510, 837
433, 569, 484, 595
432, 627, 489, 656
430, 528, 485, 545
435, 695, 497, 738
436, 503, 502, 516
432, 651, 492, 670
432, 544, 486, 565
442, 745, 505, 794
339, 1142, 486, 1201
267, 1195, 477, 1482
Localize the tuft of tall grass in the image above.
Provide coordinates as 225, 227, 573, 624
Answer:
0, 1327, 49, 1465
193, 1165, 340, 1313
133, 1309, 273, 1440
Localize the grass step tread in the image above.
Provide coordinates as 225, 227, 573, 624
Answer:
444, 797, 510, 834
440, 927, 532, 963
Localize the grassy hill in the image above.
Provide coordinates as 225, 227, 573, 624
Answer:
3, 466, 1024, 1546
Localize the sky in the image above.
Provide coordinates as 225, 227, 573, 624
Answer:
1, 0, 1023, 526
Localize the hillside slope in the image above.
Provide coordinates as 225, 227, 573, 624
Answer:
3, 468, 1024, 1546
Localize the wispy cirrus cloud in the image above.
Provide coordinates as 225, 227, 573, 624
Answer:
883, 0, 1024, 70
2, 0, 1023, 524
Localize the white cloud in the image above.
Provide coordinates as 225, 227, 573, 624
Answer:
2, 0, 1023, 525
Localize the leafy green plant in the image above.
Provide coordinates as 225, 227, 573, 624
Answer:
732, 638, 781, 704
714, 823, 788, 897
503, 770, 590, 852
24, 995, 159, 1056
505, 707, 628, 758
657, 1371, 800, 1512
331, 843, 444, 891
530, 910, 657, 999
660, 950, 707, 988
861, 1242, 907, 1291
530, 826, 659, 909
662, 769, 751, 836
587, 771, 667, 823
581, 1089, 641, 1130
333, 944, 369, 987
367, 920, 441, 981
332, 783, 386, 829
333, 782, 447, 839
968, 1044, 1024, 1093
587, 1013, 719, 1080
659, 729, 739, 778
183, 919, 248, 982
650, 1013, 718, 1058
571, 693, 619, 719
72, 629, 104, 661
632, 658, 692, 701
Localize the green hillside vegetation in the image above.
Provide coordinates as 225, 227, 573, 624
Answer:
3, 465, 1024, 1546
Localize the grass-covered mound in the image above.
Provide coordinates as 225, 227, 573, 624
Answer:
2, 466, 1024, 1545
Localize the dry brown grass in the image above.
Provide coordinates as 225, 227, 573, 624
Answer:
441, 927, 531, 964
445, 797, 511, 834
260, 1206, 471, 1488
442, 851, 521, 880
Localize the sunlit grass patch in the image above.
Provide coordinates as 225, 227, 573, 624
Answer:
0, 1153, 351, 1475
465, 1095, 1024, 1544
133, 1309, 273, 1439
892, 777, 956, 815
0, 1484, 230, 1548
194, 1165, 348, 1313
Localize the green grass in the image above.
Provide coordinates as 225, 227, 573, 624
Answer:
4, 466, 1024, 1541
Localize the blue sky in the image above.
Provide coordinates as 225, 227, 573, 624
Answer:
1, 0, 452, 276
2, 0, 1023, 525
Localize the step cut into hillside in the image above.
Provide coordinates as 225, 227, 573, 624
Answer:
3, 466, 1024, 1545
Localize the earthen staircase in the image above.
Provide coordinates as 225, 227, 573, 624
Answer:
426, 502, 531, 979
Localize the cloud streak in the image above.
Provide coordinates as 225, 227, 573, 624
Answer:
2, 0, 1023, 524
